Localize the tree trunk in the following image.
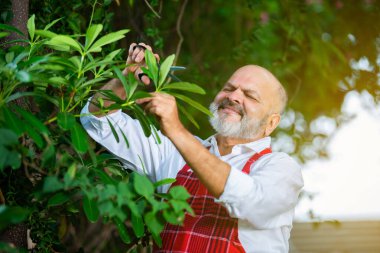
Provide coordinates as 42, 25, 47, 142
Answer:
0, 0, 30, 249
7, 0, 29, 46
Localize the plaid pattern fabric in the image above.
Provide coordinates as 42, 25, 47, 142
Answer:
155, 148, 272, 253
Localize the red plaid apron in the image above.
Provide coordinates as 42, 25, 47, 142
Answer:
155, 148, 272, 253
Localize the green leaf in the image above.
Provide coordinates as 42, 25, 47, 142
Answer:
0, 23, 24, 36
144, 50, 158, 86
169, 92, 212, 116
144, 211, 164, 236
178, 103, 199, 129
70, 123, 88, 153
153, 178, 176, 188
112, 65, 129, 95
133, 173, 154, 198
27, 14, 35, 41
14, 107, 49, 134
46, 35, 82, 53
131, 213, 144, 238
0, 32, 9, 38
87, 29, 129, 53
57, 112, 75, 130
130, 90, 151, 101
83, 195, 99, 223
85, 24, 103, 49
2, 107, 24, 136
132, 105, 152, 138
163, 208, 184, 225
119, 127, 130, 148
48, 192, 70, 207
43, 176, 64, 193
162, 82, 206, 94
35, 29, 57, 39
169, 186, 190, 200
95, 168, 116, 185
106, 117, 120, 143
170, 199, 194, 215
25, 125, 44, 148
44, 18, 62, 31
41, 145, 56, 168
159, 54, 175, 87
5, 52, 14, 63
16, 71, 31, 82
0, 205, 30, 231
114, 218, 131, 244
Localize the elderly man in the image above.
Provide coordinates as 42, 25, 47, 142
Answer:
80, 43, 303, 252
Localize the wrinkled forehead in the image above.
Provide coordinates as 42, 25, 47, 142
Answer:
227, 66, 276, 93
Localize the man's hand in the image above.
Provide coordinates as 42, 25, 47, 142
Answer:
124, 42, 160, 85
136, 93, 185, 139
89, 42, 159, 115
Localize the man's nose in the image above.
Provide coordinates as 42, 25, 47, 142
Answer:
226, 89, 243, 104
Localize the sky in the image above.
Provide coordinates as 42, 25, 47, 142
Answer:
295, 90, 380, 221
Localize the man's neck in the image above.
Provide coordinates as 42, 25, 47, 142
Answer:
216, 134, 263, 156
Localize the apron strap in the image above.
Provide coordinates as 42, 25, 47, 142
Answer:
241, 147, 272, 174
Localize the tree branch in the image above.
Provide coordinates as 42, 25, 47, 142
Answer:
143, 0, 161, 19
173, 0, 188, 67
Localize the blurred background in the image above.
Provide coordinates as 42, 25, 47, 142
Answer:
2, 0, 380, 252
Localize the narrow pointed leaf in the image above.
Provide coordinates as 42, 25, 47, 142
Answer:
46, 35, 82, 53
0, 24, 24, 36
169, 92, 212, 116
3, 107, 24, 136
88, 29, 129, 53
35, 29, 58, 39
15, 107, 49, 134
27, 15, 35, 41
112, 66, 129, 95
119, 127, 130, 148
131, 213, 144, 238
25, 125, 44, 148
48, 192, 70, 207
57, 112, 75, 130
106, 117, 120, 143
114, 218, 131, 244
130, 90, 151, 101
44, 18, 62, 31
178, 103, 199, 129
83, 195, 99, 223
162, 82, 205, 94
153, 178, 176, 188
70, 123, 88, 153
159, 54, 175, 86
144, 50, 158, 86
132, 105, 152, 137
85, 24, 103, 49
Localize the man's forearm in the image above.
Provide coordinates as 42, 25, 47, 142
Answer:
167, 127, 231, 198
88, 75, 127, 117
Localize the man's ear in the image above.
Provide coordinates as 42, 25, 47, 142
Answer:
264, 113, 281, 136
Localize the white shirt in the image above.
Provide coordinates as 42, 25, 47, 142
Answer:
80, 102, 304, 253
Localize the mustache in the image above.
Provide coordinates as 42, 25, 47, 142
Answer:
218, 99, 244, 116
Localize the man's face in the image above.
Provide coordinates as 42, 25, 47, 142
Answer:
209, 66, 279, 139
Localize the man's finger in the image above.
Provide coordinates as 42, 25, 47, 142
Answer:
136, 97, 153, 104
135, 69, 150, 85
129, 43, 137, 56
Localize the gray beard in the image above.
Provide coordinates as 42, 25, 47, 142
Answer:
209, 102, 266, 139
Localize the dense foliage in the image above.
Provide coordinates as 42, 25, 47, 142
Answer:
1, 0, 380, 252
0, 2, 210, 252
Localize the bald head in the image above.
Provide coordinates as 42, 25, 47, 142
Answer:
232, 65, 287, 114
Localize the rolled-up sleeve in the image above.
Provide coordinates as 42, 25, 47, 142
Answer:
80, 101, 176, 181
217, 152, 303, 229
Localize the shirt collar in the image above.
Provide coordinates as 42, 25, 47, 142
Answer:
202, 135, 272, 155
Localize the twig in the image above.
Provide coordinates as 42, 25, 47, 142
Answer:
143, 0, 161, 19
0, 188, 5, 204
173, 0, 188, 67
